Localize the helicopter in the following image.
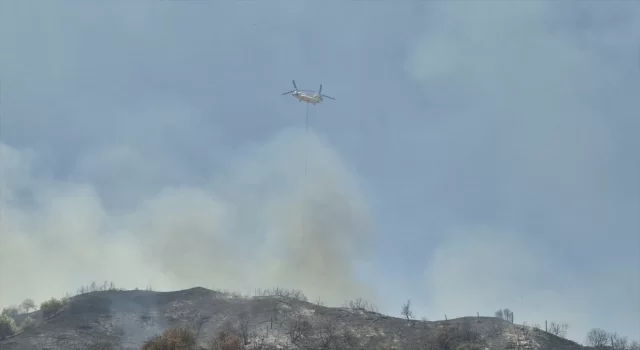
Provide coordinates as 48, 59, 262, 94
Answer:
281, 80, 335, 105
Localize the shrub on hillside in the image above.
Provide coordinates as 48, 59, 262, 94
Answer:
254, 287, 308, 302
344, 297, 379, 313
208, 331, 243, 350
0, 314, 17, 339
1, 305, 19, 318
433, 324, 483, 350
20, 316, 37, 331
40, 297, 65, 318
287, 317, 313, 344
141, 326, 197, 350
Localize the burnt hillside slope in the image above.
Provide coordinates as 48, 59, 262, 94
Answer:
0, 287, 585, 350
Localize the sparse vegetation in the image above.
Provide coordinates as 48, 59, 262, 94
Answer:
141, 326, 197, 350
434, 324, 482, 350
287, 314, 313, 344
208, 330, 243, 350
585, 328, 636, 350
494, 308, 514, 323
512, 321, 534, 350
343, 297, 379, 313
315, 317, 338, 349
610, 333, 629, 350
238, 310, 250, 345
2, 284, 639, 350
548, 321, 569, 338
76, 280, 119, 295
586, 328, 609, 348
254, 287, 308, 302
401, 299, 413, 320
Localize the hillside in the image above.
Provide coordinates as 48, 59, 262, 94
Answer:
0, 287, 587, 350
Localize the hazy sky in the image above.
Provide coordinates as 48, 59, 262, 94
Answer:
1, 0, 638, 344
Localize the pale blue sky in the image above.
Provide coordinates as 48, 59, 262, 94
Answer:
1, 0, 638, 344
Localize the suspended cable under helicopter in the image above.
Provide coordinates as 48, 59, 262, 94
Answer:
305, 102, 309, 176
281, 80, 335, 236
280, 79, 335, 178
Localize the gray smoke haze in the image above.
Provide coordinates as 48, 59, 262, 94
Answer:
405, 1, 640, 341
0, 128, 376, 308
1, 0, 639, 344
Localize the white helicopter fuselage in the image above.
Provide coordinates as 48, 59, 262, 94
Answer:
293, 91, 322, 105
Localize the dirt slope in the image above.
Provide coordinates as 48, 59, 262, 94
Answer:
0, 287, 585, 350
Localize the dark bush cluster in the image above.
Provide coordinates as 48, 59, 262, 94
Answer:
140, 327, 247, 350
0, 314, 17, 339
141, 326, 198, 350
1, 299, 41, 339
40, 297, 65, 318
208, 331, 243, 350
432, 324, 483, 350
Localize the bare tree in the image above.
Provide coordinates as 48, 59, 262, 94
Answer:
494, 308, 513, 323
514, 322, 533, 350
255, 287, 308, 302
586, 328, 609, 348
239, 311, 251, 345
20, 299, 35, 314
401, 299, 413, 321
341, 327, 359, 348
344, 298, 379, 313
521, 322, 531, 338
316, 317, 337, 349
503, 308, 514, 323
609, 332, 629, 350
548, 322, 569, 338
287, 315, 312, 344
629, 340, 640, 350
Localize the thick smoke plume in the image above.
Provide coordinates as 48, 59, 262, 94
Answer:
0, 127, 376, 308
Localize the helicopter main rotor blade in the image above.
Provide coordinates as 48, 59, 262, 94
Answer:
321, 94, 335, 100
292, 80, 298, 91
319, 84, 323, 94
282, 90, 295, 95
